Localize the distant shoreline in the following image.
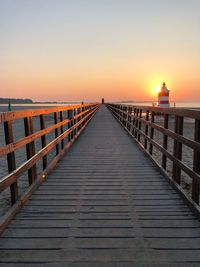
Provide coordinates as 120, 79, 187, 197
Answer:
0, 97, 82, 105
0, 97, 33, 104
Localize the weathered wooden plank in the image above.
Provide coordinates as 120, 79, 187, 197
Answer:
1, 249, 200, 262
0, 263, 199, 267
0, 104, 96, 123
8, 221, 199, 230
1, 237, 200, 250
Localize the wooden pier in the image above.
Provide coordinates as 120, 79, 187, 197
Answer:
0, 104, 200, 266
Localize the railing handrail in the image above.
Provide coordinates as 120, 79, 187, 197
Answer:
0, 103, 98, 123
111, 103, 200, 119
107, 103, 200, 214
0, 108, 94, 157
110, 105, 200, 153
0, 103, 100, 234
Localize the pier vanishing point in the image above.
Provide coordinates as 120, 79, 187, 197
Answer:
0, 103, 200, 266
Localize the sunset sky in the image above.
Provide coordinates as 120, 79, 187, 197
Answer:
0, 0, 200, 102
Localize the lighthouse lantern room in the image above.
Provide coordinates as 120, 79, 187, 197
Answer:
158, 82, 170, 108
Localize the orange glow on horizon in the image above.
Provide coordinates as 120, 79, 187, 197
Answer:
0, 69, 200, 102
143, 75, 173, 100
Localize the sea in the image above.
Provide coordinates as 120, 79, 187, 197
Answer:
0, 103, 77, 112
118, 101, 200, 109
0, 101, 200, 112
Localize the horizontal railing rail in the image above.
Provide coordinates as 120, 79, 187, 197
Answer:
0, 103, 100, 233
107, 103, 200, 213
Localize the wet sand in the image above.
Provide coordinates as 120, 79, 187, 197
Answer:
148, 116, 195, 196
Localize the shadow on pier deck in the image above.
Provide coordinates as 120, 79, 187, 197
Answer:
0, 105, 200, 266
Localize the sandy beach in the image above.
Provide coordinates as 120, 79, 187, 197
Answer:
140, 115, 195, 196
0, 111, 61, 216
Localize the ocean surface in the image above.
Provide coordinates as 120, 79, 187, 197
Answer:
118, 101, 200, 109
0, 101, 200, 112
0, 103, 76, 112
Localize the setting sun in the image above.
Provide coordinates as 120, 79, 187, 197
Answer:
145, 76, 172, 99
152, 85, 161, 96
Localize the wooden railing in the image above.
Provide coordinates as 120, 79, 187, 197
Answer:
0, 103, 100, 232
107, 103, 200, 213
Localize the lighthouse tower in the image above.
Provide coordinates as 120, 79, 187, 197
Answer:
158, 82, 170, 108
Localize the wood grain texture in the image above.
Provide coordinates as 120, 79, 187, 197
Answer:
0, 106, 200, 266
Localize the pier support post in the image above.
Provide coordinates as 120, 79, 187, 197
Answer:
149, 111, 155, 155
162, 114, 169, 169
4, 121, 18, 204
192, 119, 200, 204
40, 114, 47, 170
172, 116, 184, 184
24, 117, 37, 185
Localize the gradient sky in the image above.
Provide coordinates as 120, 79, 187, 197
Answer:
0, 0, 200, 102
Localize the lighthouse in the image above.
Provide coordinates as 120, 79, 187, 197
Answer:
158, 82, 170, 108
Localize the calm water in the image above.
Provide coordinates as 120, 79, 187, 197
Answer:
118, 101, 200, 109
0, 103, 77, 112
0, 101, 200, 113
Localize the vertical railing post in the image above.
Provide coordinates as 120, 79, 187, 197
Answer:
134, 109, 139, 139
126, 106, 128, 126
78, 107, 82, 130
132, 108, 136, 136
162, 114, 169, 169
122, 106, 125, 126
121, 105, 124, 123
67, 109, 71, 142
120, 105, 123, 123
80, 102, 84, 129
144, 110, 149, 149
54, 112, 59, 155
172, 116, 184, 184
80, 107, 82, 131
117, 105, 120, 120
4, 120, 18, 204
68, 109, 74, 141
77, 108, 80, 131
149, 111, 155, 155
85, 106, 89, 124
124, 106, 127, 127
74, 108, 77, 136
123, 106, 126, 127
192, 119, 200, 204
60, 111, 64, 150
138, 108, 142, 142
40, 114, 47, 170
127, 106, 132, 131
24, 116, 37, 185
81, 105, 85, 127
125, 107, 129, 128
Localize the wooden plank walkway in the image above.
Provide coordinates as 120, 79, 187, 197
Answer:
0, 105, 200, 266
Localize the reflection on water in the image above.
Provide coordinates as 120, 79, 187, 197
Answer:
118, 101, 200, 109
0, 103, 77, 112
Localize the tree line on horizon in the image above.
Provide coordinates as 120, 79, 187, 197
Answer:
0, 97, 33, 104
